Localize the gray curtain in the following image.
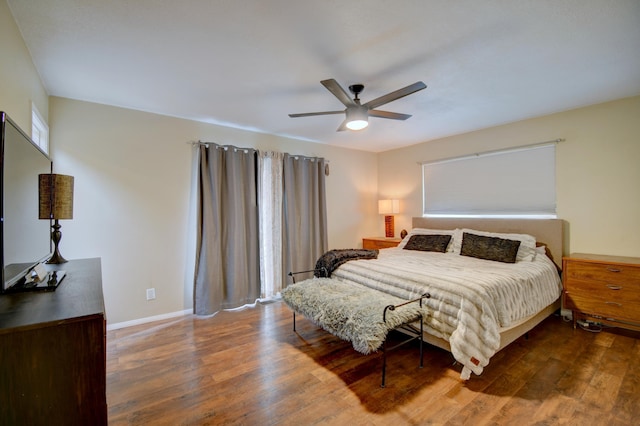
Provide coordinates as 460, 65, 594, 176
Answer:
194, 144, 260, 315
282, 154, 328, 281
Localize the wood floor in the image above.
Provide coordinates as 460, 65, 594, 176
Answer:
107, 301, 640, 425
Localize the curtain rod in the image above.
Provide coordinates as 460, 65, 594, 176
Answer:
417, 138, 565, 166
187, 140, 330, 163
188, 140, 256, 152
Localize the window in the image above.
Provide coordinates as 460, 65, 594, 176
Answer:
31, 104, 49, 154
422, 143, 557, 218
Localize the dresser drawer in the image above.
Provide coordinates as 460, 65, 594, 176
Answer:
563, 278, 640, 303
564, 261, 640, 286
564, 293, 640, 323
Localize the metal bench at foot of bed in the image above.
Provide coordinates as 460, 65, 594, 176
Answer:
282, 274, 430, 388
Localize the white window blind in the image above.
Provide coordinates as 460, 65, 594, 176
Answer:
422, 143, 556, 218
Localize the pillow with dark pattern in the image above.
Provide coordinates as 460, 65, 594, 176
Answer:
460, 232, 521, 263
403, 234, 452, 253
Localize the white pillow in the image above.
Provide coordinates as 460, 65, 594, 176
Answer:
451, 228, 537, 261
398, 228, 457, 252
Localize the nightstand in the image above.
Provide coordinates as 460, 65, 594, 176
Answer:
562, 253, 640, 332
363, 237, 402, 250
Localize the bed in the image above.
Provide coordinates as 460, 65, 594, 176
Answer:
284, 217, 564, 380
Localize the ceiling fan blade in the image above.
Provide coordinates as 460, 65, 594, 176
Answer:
321, 79, 356, 107
364, 81, 426, 110
369, 110, 412, 120
288, 110, 344, 118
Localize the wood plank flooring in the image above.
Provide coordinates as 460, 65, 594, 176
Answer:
107, 301, 640, 425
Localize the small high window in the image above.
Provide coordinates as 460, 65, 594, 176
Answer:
31, 103, 49, 154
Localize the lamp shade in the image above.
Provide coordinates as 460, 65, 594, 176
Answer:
378, 199, 399, 215
39, 174, 74, 220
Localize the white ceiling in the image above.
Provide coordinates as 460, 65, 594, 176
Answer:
8, 0, 640, 152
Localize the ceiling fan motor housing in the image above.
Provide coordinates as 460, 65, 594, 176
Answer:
349, 84, 365, 99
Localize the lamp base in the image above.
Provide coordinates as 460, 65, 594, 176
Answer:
47, 251, 68, 264
384, 215, 395, 238
47, 219, 68, 264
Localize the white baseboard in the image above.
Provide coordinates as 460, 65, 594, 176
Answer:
107, 309, 192, 331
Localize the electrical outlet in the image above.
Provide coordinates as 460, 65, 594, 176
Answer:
146, 288, 156, 301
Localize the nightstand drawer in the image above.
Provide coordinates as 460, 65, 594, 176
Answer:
362, 237, 401, 250
565, 261, 640, 286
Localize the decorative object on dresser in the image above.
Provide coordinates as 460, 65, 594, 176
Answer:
378, 199, 400, 237
363, 237, 402, 250
39, 173, 74, 264
563, 253, 640, 332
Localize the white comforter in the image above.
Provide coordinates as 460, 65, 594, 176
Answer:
331, 248, 562, 379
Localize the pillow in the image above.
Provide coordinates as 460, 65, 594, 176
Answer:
403, 234, 452, 253
460, 232, 521, 263
451, 228, 537, 261
397, 228, 457, 251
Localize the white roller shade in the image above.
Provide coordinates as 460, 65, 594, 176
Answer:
422, 143, 556, 217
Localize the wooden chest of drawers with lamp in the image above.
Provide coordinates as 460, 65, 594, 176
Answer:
363, 237, 402, 250
562, 253, 640, 332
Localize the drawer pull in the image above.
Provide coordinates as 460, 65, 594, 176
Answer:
605, 284, 623, 290
605, 301, 622, 307
606, 267, 621, 273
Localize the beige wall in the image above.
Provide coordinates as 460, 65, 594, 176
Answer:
0, 0, 48, 131
379, 96, 640, 258
49, 97, 378, 324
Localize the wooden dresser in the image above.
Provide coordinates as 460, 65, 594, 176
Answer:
363, 237, 402, 250
562, 253, 640, 332
0, 258, 106, 425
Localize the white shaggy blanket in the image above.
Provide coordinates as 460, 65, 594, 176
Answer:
281, 277, 425, 355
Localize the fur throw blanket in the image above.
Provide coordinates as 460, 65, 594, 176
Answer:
281, 277, 424, 354
314, 249, 378, 278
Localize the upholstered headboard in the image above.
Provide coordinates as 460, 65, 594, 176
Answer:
411, 217, 564, 270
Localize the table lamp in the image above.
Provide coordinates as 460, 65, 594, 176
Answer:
378, 199, 399, 238
39, 174, 74, 264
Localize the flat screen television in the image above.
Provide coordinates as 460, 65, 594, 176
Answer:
1, 111, 55, 292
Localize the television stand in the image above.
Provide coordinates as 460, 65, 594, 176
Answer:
0, 258, 106, 425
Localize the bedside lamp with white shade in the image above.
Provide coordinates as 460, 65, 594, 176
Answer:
378, 199, 399, 238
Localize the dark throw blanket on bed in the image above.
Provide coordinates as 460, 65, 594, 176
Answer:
314, 249, 379, 278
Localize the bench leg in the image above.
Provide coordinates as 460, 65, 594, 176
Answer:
381, 340, 387, 388
419, 315, 424, 368
293, 311, 296, 332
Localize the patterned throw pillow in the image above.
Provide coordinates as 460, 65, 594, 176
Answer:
403, 234, 452, 253
460, 232, 521, 263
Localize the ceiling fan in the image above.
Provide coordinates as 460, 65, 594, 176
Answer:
289, 79, 427, 131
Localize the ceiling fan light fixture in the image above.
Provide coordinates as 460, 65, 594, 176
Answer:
345, 107, 369, 131
346, 119, 368, 131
